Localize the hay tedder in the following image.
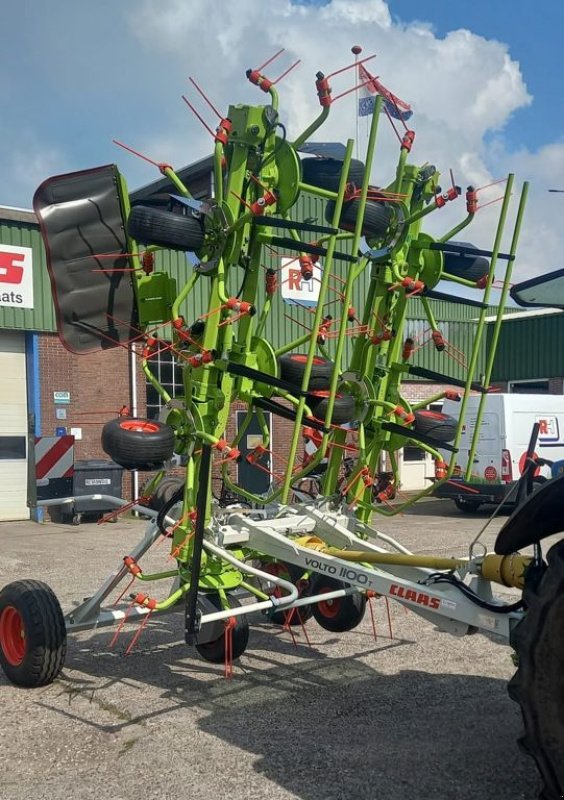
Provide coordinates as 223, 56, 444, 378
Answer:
1, 51, 563, 798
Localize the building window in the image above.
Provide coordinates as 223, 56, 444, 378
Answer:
509, 380, 550, 394
145, 344, 184, 420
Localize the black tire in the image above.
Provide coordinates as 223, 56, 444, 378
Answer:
127, 205, 205, 252
308, 391, 358, 425
413, 410, 457, 443
311, 577, 366, 632
102, 417, 175, 471
148, 476, 184, 512
259, 561, 313, 626
0, 580, 66, 688
325, 197, 393, 239
301, 157, 365, 192
508, 539, 564, 800
442, 241, 490, 282
278, 353, 333, 391
195, 595, 249, 664
454, 498, 482, 514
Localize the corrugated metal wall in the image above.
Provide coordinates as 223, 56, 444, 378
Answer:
490, 312, 564, 381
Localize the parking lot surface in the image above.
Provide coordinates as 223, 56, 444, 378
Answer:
0, 500, 544, 800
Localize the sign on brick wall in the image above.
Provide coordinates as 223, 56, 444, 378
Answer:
280, 257, 322, 307
0, 244, 34, 309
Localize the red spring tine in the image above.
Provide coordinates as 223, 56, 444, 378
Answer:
110, 598, 137, 648
272, 59, 301, 85
112, 576, 136, 608
367, 595, 378, 642
382, 104, 403, 145
112, 139, 162, 168
385, 597, 394, 639
187, 76, 222, 119
326, 53, 376, 80
257, 48, 286, 72
181, 96, 215, 138
124, 609, 154, 656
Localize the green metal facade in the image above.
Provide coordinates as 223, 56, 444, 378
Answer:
489, 312, 564, 381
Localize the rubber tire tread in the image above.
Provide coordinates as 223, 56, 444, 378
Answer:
301, 157, 365, 192
311, 576, 366, 632
442, 241, 490, 282
261, 562, 313, 626
102, 417, 175, 471
454, 498, 482, 514
278, 354, 333, 391
195, 595, 249, 664
325, 197, 393, 239
0, 580, 66, 688
149, 476, 184, 512
307, 392, 358, 425
508, 539, 564, 800
413, 410, 457, 443
127, 205, 205, 252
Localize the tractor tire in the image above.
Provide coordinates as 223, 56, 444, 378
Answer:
301, 157, 365, 192
442, 241, 490, 282
413, 410, 457, 443
195, 595, 249, 664
508, 539, 564, 800
259, 561, 313, 626
148, 476, 184, 512
102, 417, 175, 471
311, 577, 366, 632
127, 205, 205, 252
0, 580, 67, 688
278, 353, 333, 391
307, 391, 358, 425
325, 197, 393, 240
454, 498, 482, 514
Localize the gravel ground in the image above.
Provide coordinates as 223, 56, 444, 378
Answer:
0, 499, 548, 800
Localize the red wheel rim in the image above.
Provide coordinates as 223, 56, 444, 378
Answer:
290, 355, 325, 365
0, 606, 26, 666
309, 390, 342, 399
317, 588, 341, 619
119, 420, 160, 434
262, 562, 289, 599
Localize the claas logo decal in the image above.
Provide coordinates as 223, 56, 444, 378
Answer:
390, 583, 440, 609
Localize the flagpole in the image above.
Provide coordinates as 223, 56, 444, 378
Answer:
352, 44, 362, 160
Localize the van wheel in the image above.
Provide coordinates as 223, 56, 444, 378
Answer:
454, 498, 482, 513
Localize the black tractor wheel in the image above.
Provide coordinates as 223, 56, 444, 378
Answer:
278, 353, 333, 391
413, 410, 457, 443
127, 205, 205, 252
259, 561, 313, 626
307, 391, 358, 425
311, 577, 366, 632
195, 595, 249, 664
148, 476, 184, 512
454, 498, 482, 514
442, 241, 490, 282
301, 157, 365, 192
508, 539, 564, 800
102, 417, 175, 471
0, 580, 67, 688
325, 197, 393, 239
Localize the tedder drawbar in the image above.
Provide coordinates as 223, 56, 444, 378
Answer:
1, 51, 563, 799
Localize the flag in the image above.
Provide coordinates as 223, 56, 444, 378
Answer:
358, 63, 413, 121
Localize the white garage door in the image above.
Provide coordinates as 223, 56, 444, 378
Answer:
0, 331, 29, 521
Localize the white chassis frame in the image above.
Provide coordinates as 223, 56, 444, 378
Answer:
38, 495, 523, 643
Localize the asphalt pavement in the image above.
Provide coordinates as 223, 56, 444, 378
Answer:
0, 499, 546, 800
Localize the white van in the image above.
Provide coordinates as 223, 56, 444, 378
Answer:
435, 394, 564, 512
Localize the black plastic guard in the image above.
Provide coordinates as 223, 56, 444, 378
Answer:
33, 164, 138, 353
495, 474, 564, 554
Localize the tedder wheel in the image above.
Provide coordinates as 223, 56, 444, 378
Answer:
101, 417, 175, 471
195, 594, 249, 664
307, 391, 358, 425
260, 561, 313, 626
300, 157, 365, 192
508, 539, 564, 800
127, 205, 205, 252
278, 353, 333, 391
325, 197, 393, 240
454, 498, 482, 514
311, 576, 366, 632
0, 580, 66, 688
442, 241, 490, 282
148, 476, 184, 512
413, 410, 457, 443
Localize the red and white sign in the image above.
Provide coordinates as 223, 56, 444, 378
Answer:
280, 257, 322, 307
0, 244, 34, 309
35, 436, 74, 486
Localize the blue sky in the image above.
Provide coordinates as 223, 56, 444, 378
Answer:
0, 0, 562, 277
